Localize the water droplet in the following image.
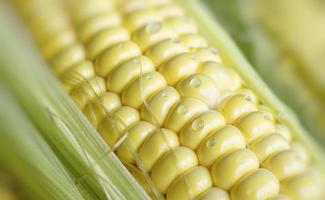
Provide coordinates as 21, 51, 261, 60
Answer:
192, 119, 204, 131
177, 105, 188, 115
189, 77, 201, 88
191, 55, 196, 61
206, 137, 216, 148
244, 95, 252, 101
145, 22, 162, 33
145, 74, 152, 80
171, 38, 180, 43
210, 47, 218, 54
161, 92, 168, 98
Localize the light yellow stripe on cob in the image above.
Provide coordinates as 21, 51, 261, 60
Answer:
13, 0, 324, 199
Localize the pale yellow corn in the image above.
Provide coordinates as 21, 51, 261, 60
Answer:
13, 0, 324, 199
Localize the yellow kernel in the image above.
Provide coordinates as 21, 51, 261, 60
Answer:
164, 98, 209, 133
197, 125, 246, 167
98, 106, 140, 147
218, 94, 258, 123
141, 87, 180, 126
269, 194, 291, 200
197, 187, 229, 200
235, 88, 258, 103
50, 43, 85, 75
156, 4, 184, 19
85, 26, 130, 60
116, 121, 156, 164
151, 146, 198, 193
194, 47, 221, 63
122, 71, 167, 109
166, 166, 213, 200
281, 170, 323, 200
60, 61, 95, 92
166, 17, 198, 35
124, 8, 162, 33
262, 150, 307, 181
210, 148, 259, 190
83, 92, 121, 128
198, 62, 242, 91
69, 76, 106, 109
145, 38, 188, 66
107, 56, 155, 93
231, 169, 280, 200
180, 34, 208, 49
77, 12, 121, 42
159, 52, 199, 85
236, 111, 276, 144
275, 124, 292, 142
179, 111, 226, 150
40, 28, 76, 59
132, 22, 175, 51
291, 141, 310, 164
249, 133, 290, 162
69, 0, 113, 23
138, 128, 179, 171
176, 74, 221, 108
95, 41, 141, 77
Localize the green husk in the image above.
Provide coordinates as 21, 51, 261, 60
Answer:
0, 2, 149, 200
177, 0, 325, 170
0, 85, 85, 200
202, 0, 325, 146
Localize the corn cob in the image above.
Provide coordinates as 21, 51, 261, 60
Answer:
11, 0, 324, 199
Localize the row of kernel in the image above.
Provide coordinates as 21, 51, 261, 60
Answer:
66, 0, 230, 199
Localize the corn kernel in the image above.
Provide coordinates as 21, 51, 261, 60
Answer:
151, 146, 198, 193
60, 60, 95, 92
236, 111, 275, 144
159, 52, 199, 85
138, 128, 179, 171
194, 47, 221, 63
122, 71, 167, 109
140, 86, 180, 126
166, 17, 198, 35
197, 187, 229, 200
211, 148, 259, 190
117, 121, 156, 164
263, 150, 307, 181
124, 8, 162, 33
83, 92, 121, 128
275, 124, 292, 142
179, 111, 225, 150
145, 38, 188, 66
132, 22, 175, 51
77, 12, 121, 42
107, 56, 155, 93
197, 125, 246, 167
50, 43, 85, 75
198, 62, 242, 91
85, 26, 130, 60
69, 76, 106, 109
218, 94, 258, 123
176, 74, 220, 108
231, 169, 280, 200
166, 166, 212, 200
249, 133, 290, 162
164, 98, 209, 133
180, 34, 208, 49
98, 106, 140, 147
95, 41, 141, 77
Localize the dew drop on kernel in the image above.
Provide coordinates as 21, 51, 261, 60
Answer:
192, 119, 204, 131
177, 105, 188, 115
206, 137, 216, 148
189, 77, 201, 88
